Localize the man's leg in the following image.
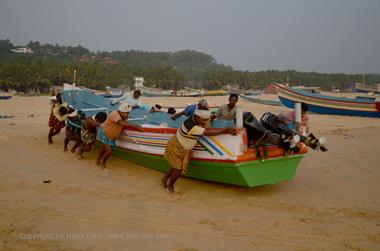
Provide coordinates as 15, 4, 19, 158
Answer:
63, 136, 70, 151
167, 169, 182, 193
100, 145, 113, 169
96, 144, 106, 165
71, 139, 83, 153
161, 168, 174, 188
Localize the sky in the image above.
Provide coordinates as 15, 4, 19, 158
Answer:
0, 0, 379, 74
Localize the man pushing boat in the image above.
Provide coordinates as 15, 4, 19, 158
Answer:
96, 103, 143, 169
162, 107, 238, 193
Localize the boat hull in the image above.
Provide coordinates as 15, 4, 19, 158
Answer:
276, 84, 380, 118
241, 95, 282, 106
142, 91, 172, 97
0, 96, 12, 100
63, 84, 307, 187
354, 83, 380, 94
113, 146, 304, 187
279, 96, 380, 117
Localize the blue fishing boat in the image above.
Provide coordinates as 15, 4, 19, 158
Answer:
276, 84, 380, 118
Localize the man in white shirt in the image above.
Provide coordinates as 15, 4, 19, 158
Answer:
112, 90, 142, 108
212, 93, 238, 120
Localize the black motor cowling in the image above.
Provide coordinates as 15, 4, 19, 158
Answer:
243, 112, 298, 152
243, 112, 327, 152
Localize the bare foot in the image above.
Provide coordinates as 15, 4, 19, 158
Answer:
63, 148, 67, 152
48, 140, 53, 145
70, 149, 76, 153
95, 160, 100, 166
161, 178, 168, 188
167, 185, 174, 193
101, 163, 107, 169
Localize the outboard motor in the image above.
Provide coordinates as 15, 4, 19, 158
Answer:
260, 112, 328, 152
243, 112, 296, 158
243, 112, 327, 156
260, 112, 295, 138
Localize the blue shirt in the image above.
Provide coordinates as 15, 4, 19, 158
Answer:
183, 104, 197, 116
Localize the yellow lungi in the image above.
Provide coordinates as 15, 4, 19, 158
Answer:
164, 136, 192, 174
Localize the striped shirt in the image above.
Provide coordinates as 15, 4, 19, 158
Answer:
176, 117, 206, 150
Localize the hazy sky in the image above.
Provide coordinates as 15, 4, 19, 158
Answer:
1, 0, 379, 73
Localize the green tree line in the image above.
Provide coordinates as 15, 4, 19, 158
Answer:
0, 39, 379, 93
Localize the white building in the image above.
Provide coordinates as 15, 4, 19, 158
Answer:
11, 47, 33, 53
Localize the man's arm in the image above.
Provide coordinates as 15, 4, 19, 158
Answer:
171, 111, 185, 120
203, 128, 238, 136
111, 94, 127, 105
117, 120, 143, 132
86, 118, 101, 127
211, 107, 222, 120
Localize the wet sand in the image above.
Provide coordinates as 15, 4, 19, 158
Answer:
0, 95, 379, 251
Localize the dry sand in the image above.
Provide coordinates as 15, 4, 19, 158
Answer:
0, 95, 379, 251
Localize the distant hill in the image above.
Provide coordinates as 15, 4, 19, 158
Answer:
0, 39, 379, 93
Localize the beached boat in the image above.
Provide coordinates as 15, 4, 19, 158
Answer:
140, 88, 172, 97
0, 92, 13, 100
276, 84, 380, 118
174, 88, 203, 97
242, 90, 261, 96
100, 86, 123, 98
354, 83, 380, 94
241, 94, 282, 106
63, 84, 308, 187
293, 86, 321, 94
203, 89, 229, 96
132, 77, 173, 97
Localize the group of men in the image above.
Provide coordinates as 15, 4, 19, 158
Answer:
48, 93, 143, 169
48, 91, 308, 193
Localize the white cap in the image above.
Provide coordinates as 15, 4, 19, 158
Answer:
194, 108, 211, 119
118, 103, 132, 113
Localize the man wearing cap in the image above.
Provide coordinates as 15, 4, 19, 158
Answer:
170, 99, 209, 120
162, 107, 238, 193
150, 103, 163, 113
96, 103, 143, 169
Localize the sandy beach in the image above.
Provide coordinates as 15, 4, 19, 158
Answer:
0, 95, 379, 251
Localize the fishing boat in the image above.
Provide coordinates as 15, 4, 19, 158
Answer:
101, 86, 123, 98
63, 84, 309, 187
242, 90, 261, 96
0, 92, 13, 100
354, 83, 380, 94
203, 89, 229, 96
174, 87, 203, 97
133, 77, 173, 97
241, 94, 282, 106
276, 84, 380, 118
140, 88, 173, 97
